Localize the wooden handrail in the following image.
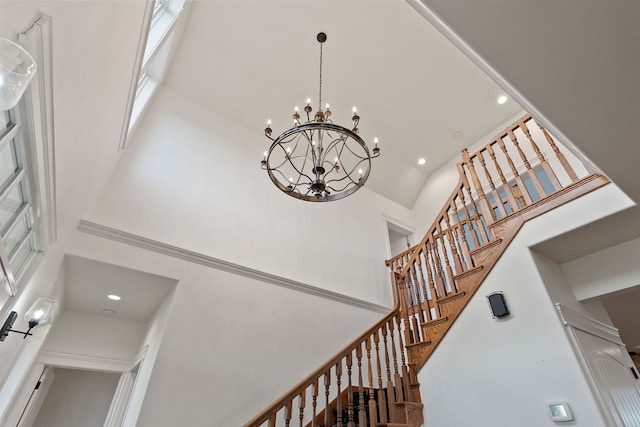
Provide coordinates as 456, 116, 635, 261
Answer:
244, 306, 408, 426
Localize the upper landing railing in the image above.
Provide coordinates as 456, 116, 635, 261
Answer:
385, 114, 590, 349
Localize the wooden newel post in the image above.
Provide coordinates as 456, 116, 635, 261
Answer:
461, 149, 495, 225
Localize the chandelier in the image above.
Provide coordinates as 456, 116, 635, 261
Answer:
261, 32, 380, 202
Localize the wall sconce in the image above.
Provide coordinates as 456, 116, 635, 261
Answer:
0, 297, 54, 341
0, 37, 37, 111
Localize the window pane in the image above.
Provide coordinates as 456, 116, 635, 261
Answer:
9, 234, 35, 279
0, 111, 9, 133
4, 214, 30, 256
0, 139, 18, 189
0, 181, 25, 231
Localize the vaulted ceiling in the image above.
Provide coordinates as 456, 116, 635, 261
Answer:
163, 0, 522, 208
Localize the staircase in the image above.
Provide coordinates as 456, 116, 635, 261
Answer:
244, 114, 609, 427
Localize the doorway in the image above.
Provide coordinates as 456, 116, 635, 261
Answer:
20, 367, 120, 427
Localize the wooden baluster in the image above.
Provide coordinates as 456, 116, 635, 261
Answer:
536, 121, 579, 182
382, 322, 396, 423
462, 180, 492, 246
426, 240, 446, 302
443, 211, 464, 275
347, 353, 355, 427
311, 379, 319, 427
409, 267, 423, 341
451, 193, 474, 268
512, 183, 526, 207
356, 344, 367, 427
507, 128, 546, 198
519, 119, 562, 191
486, 143, 519, 213
417, 252, 435, 322
461, 149, 495, 224
435, 220, 456, 294
395, 314, 409, 402
456, 168, 482, 249
477, 150, 508, 218
365, 337, 378, 427
298, 392, 306, 427
285, 400, 293, 427
422, 246, 439, 322
496, 136, 533, 206
374, 329, 387, 424
324, 371, 331, 427
268, 413, 276, 427
409, 263, 427, 328
335, 362, 343, 427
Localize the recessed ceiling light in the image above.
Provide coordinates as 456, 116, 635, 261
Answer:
497, 95, 508, 104
102, 309, 117, 315
453, 131, 463, 138
107, 294, 121, 301
418, 158, 426, 165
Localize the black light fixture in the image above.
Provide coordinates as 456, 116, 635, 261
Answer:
0, 297, 54, 341
261, 32, 381, 202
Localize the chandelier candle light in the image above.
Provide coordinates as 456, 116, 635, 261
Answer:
261, 32, 380, 202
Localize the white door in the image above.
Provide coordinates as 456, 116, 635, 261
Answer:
575, 329, 640, 426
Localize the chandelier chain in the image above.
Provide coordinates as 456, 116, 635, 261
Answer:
318, 40, 323, 111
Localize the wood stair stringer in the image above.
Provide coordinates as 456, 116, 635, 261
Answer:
404, 174, 610, 372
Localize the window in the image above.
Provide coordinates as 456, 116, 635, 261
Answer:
0, 109, 39, 295
126, 0, 186, 140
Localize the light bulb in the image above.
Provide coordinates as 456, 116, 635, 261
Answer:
263, 151, 267, 159
286, 147, 291, 153
267, 119, 271, 126
33, 309, 44, 320
497, 95, 508, 104
358, 168, 363, 176
312, 140, 316, 146
374, 137, 379, 147
294, 106, 299, 112
289, 177, 294, 183
306, 98, 311, 105
334, 157, 338, 163
418, 158, 426, 165
352, 106, 357, 113
325, 103, 330, 110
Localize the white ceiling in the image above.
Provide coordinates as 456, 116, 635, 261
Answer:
64, 255, 177, 323
163, 0, 521, 208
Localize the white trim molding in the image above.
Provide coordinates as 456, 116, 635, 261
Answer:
555, 303, 623, 346
18, 14, 57, 247
39, 351, 133, 373
77, 220, 391, 314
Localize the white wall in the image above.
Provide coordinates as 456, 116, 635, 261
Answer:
43, 310, 146, 361
85, 87, 416, 307
0, 0, 148, 407
561, 237, 640, 302
418, 183, 633, 426
32, 368, 120, 427
67, 230, 388, 426
121, 286, 175, 427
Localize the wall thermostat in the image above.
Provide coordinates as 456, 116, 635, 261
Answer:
547, 402, 573, 422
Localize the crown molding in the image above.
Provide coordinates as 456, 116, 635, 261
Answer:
77, 220, 391, 314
